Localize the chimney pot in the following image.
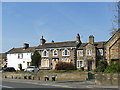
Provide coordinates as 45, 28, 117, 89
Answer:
24, 43, 29, 49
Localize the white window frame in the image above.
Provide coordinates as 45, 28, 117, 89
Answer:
62, 58, 70, 63
41, 59, 49, 67
62, 48, 70, 56
42, 49, 49, 57
18, 53, 23, 59
77, 60, 84, 68
78, 50, 83, 56
98, 49, 103, 56
86, 50, 92, 56
53, 49, 58, 57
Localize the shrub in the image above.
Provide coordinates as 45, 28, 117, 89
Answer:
104, 62, 120, 73
55, 62, 75, 70
96, 60, 108, 72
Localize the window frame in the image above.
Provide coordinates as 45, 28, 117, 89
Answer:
78, 50, 83, 56
42, 49, 49, 57
77, 60, 84, 68
62, 58, 70, 63
86, 50, 92, 56
18, 53, 23, 59
41, 59, 49, 67
62, 48, 70, 56
53, 49, 58, 57
97, 49, 103, 56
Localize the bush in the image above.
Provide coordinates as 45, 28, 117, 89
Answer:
95, 60, 108, 72
104, 62, 120, 73
55, 62, 75, 70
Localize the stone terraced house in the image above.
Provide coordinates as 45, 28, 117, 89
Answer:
6, 29, 120, 71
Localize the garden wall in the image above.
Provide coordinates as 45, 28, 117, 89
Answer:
2, 72, 88, 81
95, 73, 120, 86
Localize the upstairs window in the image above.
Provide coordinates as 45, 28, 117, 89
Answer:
62, 48, 70, 56
78, 50, 83, 56
86, 50, 92, 56
18, 54, 23, 59
42, 49, 49, 57
53, 49, 58, 57
97, 49, 103, 56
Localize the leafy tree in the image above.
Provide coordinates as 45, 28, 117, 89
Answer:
95, 60, 108, 72
31, 51, 41, 67
104, 61, 120, 73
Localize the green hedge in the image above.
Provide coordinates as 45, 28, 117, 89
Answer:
104, 62, 120, 73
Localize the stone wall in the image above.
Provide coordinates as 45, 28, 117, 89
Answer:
2, 72, 88, 81
95, 73, 119, 86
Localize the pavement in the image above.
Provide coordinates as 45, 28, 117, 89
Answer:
1, 78, 119, 89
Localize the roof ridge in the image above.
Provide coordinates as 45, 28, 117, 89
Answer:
45, 41, 76, 44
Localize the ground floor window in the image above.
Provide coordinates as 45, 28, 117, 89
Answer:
77, 60, 84, 68
41, 59, 49, 67
62, 58, 70, 63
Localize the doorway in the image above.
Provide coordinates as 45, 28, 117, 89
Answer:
52, 59, 58, 69
88, 61, 92, 71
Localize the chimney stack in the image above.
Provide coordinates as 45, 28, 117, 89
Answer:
40, 36, 46, 45
52, 40, 54, 43
76, 33, 81, 43
89, 35, 94, 44
24, 43, 29, 49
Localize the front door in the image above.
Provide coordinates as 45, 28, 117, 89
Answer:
52, 59, 58, 69
88, 61, 92, 71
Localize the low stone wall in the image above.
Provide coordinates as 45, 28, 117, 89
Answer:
95, 73, 119, 86
2, 72, 88, 81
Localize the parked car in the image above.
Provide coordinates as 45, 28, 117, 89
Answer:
1, 67, 16, 72
24, 66, 39, 72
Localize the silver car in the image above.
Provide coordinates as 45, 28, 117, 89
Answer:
24, 66, 39, 72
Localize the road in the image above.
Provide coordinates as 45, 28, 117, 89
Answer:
1, 78, 119, 90
1, 79, 65, 89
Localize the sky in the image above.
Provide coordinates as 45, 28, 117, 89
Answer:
2, 2, 118, 53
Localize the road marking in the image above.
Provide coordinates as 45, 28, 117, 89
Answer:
0, 85, 13, 88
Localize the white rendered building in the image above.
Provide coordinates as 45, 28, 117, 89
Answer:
7, 43, 36, 70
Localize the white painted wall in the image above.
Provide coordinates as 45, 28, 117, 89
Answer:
7, 52, 33, 70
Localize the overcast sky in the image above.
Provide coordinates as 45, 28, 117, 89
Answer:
2, 2, 117, 53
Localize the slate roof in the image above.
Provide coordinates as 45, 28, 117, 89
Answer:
7, 47, 36, 54
78, 41, 106, 49
36, 41, 79, 49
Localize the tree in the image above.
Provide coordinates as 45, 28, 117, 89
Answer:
110, 1, 120, 34
104, 61, 120, 73
31, 51, 41, 67
95, 60, 108, 72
